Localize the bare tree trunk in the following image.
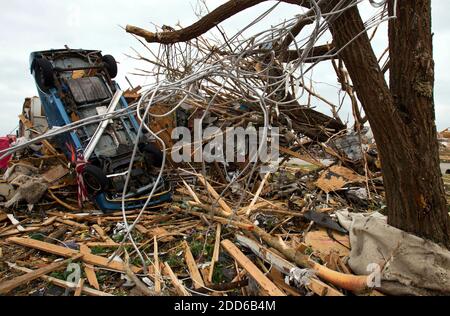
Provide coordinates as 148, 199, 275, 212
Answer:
324, 0, 450, 247
386, 0, 449, 245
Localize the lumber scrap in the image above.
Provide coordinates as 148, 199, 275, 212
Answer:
6, 262, 113, 296
268, 269, 301, 296
0, 227, 40, 238
245, 172, 271, 216
124, 261, 158, 296
208, 223, 222, 284
80, 244, 100, 290
74, 278, 85, 296
164, 262, 192, 296
0, 255, 82, 295
173, 206, 255, 231
0, 212, 7, 223
183, 241, 205, 289
153, 237, 161, 293
56, 218, 88, 229
196, 174, 233, 215
250, 222, 370, 292
235, 234, 344, 296
92, 224, 115, 244
221, 239, 285, 296
277, 145, 325, 167
7, 237, 140, 273
182, 179, 202, 204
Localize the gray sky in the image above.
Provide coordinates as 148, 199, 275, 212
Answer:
0, 0, 448, 135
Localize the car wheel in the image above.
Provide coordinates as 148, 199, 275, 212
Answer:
139, 143, 164, 167
33, 58, 55, 92
82, 165, 109, 192
102, 55, 118, 78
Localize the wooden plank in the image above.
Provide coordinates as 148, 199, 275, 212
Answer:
85, 242, 135, 248
136, 225, 175, 242
92, 224, 115, 244
0, 212, 8, 223
153, 237, 161, 293
42, 165, 69, 183
80, 244, 100, 290
277, 145, 324, 167
221, 239, 285, 296
173, 207, 255, 231
181, 179, 202, 204
8, 237, 140, 273
183, 241, 205, 289
74, 278, 85, 296
0, 227, 40, 238
208, 223, 222, 283
31, 216, 58, 227
196, 175, 233, 215
56, 218, 88, 230
235, 234, 344, 296
6, 262, 113, 296
304, 229, 350, 257
269, 269, 300, 296
245, 172, 271, 216
0, 255, 81, 295
164, 262, 192, 296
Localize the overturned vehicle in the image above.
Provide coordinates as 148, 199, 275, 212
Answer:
30, 49, 172, 213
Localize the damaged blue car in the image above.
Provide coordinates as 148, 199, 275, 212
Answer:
30, 48, 172, 213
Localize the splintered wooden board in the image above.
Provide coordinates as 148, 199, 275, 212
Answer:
42, 165, 69, 183
0, 256, 81, 295
221, 239, 285, 296
0, 211, 9, 223
315, 166, 365, 193
149, 104, 176, 150
7, 237, 140, 273
304, 229, 350, 257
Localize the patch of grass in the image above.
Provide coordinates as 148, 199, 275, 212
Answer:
189, 238, 214, 260
304, 247, 314, 256
29, 233, 45, 241
90, 246, 108, 255
190, 240, 204, 258
96, 272, 109, 283
165, 253, 184, 269
112, 234, 125, 243
49, 269, 72, 281
212, 263, 226, 284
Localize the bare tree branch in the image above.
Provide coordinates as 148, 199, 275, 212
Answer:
126, 0, 305, 44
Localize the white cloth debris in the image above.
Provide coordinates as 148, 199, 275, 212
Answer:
336, 210, 450, 295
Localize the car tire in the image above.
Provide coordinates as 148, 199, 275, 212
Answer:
102, 55, 118, 78
33, 58, 55, 91
139, 143, 164, 168
82, 165, 109, 192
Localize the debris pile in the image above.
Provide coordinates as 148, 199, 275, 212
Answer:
1, 1, 450, 297
0, 103, 390, 296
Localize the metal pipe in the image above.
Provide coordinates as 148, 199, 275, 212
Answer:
84, 90, 123, 160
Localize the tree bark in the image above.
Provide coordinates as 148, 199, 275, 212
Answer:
323, 0, 450, 247
126, 0, 304, 44
386, 0, 449, 245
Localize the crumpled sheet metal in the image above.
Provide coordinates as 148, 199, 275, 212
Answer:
287, 268, 316, 289
336, 210, 450, 296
